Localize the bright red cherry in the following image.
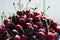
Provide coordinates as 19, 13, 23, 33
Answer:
15, 24, 22, 30
55, 26, 60, 33
46, 32, 55, 40
13, 35, 22, 40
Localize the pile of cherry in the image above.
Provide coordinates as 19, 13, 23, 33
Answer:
0, 10, 60, 40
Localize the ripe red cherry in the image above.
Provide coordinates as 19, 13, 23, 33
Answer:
20, 15, 26, 19
26, 18, 33, 23
26, 23, 32, 27
55, 26, 60, 33
26, 13, 33, 18
18, 17, 26, 26
33, 12, 40, 17
50, 21, 57, 29
15, 24, 25, 34
0, 25, 6, 33
13, 35, 22, 40
46, 32, 55, 40
36, 31, 45, 38
39, 28, 46, 33
21, 35, 28, 40
33, 25, 39, 31
50, 28, 55, 33
15, 24, 22, 30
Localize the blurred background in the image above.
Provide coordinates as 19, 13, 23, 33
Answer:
0, 0, 60, 25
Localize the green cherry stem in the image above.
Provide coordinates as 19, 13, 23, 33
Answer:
41, 6, 50, 16
26, 0, 31, 10
17, 3, 21, 10
21, 29, 25, 34
1, 12, 5, 25
13, 3, 17, 12
44, 6, 50, 12
46, 21, 50, 33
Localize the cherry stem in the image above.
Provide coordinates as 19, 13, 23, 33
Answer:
30, 20, 34, 25
26, 0, 31, 10
17, 3, 21, 10
1, 12, 5, 25
13, 3, 17, 12
38, 16, 43, 25
21, 28, 25, 34
46, 19, 51, 33
7, 37, 13, 40
46, 21, 50, 33
41, 6, 50, 16
41, 6, 50, 33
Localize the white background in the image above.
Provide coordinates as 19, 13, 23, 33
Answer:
0, 0, 60, 25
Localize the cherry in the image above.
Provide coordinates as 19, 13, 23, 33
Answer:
9, 16, 12, 19
54, 32, 59, 40
20, 15, 26, 19
11, 15, 19, 25
15, 24, 25, 34
36, 22, 43, 27
39, 28, 46, 33
10, 29, 19, 36
25, 27, 35, 36
36, 31, 45, 40
25, 10, 30, 15
50, 21, 57, 30
26, 23, 32, 27
55, 26, 60, 34
0, 25, 6, 33
26, 18, 33, 24
33, 25, 39, 31
46, 32, 55, 40
33, 12, 40, 17
26, 13, 33, 18
17, 11, 23, 16
28, 35, 36, 40
21, 35, 28, 40
18, 17, 26, 27
50, 28, 55, 33
13, 35, 22, 40
4, 19, 9, 25
15, 24, 23, 31
33, 15, 42, 23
